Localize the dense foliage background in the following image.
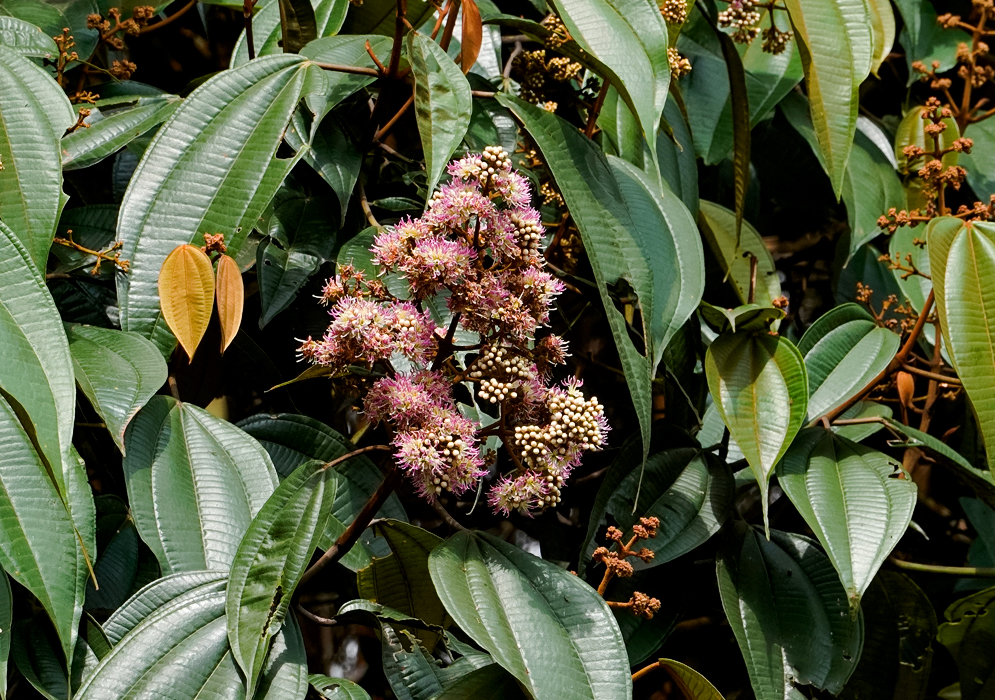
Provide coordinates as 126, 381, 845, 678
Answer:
5, 0, 995, 697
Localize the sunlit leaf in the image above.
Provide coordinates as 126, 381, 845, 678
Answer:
215, 254, 243, 352
157, 244, 215, 360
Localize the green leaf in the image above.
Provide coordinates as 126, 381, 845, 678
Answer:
103, 571, 227, 643
549, 0, 670, 147
0, 219, 78, 494
839, 571, 935, 700
357, 520, 446, 630
0, 394, 89, 668
0, 44, 73, 270
84, 521, 139, 614
656, 660, 722, 699
937, 587, 995, 700
257, 181, 339, 326
657, 90, 699, 216
833, 400, 893, 443
894, 106, 959, 174
62, 95, 180, 171
278, 0, 318, 53
893, 0, 970, 83
962, 116, 995, 199
928, 217, 995, 475
705, 331, 808, 530
237, 412, 407, 570
122, 395, 279, 574
339, 0, 435, 36
116, 55, 321, 355
889, 221, 933, 313
866, 0, 896, 77
783, 0, 869, 196
51, 205, 117, 277
602, 448, 733, 567
408, 32, 472, 197
232, 0, 351, 66
434, 663, 529, 700
796, 303, 901, 421
69, 326, 168, 454
499, 93, 697, 472
11, 613, 87, 700
698, 200, 781, 305
226, 459, 339, 696
429, 530, 632, 700
699, 302, 785, 335
776, 428, 917, 607
0, 16, 58, 58
310, 674, 373, 700
716, 525, 864, 698
607, 157, 706, 371
287, 112, 363, 224
842, 128, 906, 260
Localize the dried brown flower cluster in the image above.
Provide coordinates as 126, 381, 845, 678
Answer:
87, 6, 155, 49
594, 517, 663, 620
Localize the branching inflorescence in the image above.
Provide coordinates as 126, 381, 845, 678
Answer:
299, 147, 609, 516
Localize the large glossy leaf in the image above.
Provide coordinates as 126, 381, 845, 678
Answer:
657, 92, 699, 215
357, 519, 446, 629
839, 571, 935, 700
78, 571, 307, 699
226, 459, 338, 696
962, 116, 995, 199
937, 587, 995, 700
237, 412, 406, 570
0, 44, 74, 270
601, 447, 732, 568
69, 325, 167, 454
408, 32, 472, 197
0, 219, 77, 493
776, 428, 916, 607
62, 95, 181, 171
0, 16, 58, 58
796, 303, 900, 421
549, 0, 670, 147
11, 612, 95, 700
655, 660, 722, 699
698, 200, 781, 305
889, 222, 933, 313
277, 0, 318, 53
716, 525, 863, 698
298, 35, 394, 117
607, 157, 706, 370
84, 521, 140, 614
0, 394, 88, 666
783, 0, 869, 196
116, 55, 321, 355
928, 217, 995, 474
122, 395, 279, 574
434, 663, 528, 700
705, 331, 808, 529
429, 530, 632, 700
497, 94, 676, 467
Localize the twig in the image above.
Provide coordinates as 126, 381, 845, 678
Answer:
365, 40, 386, 72
140, 0, 197, 34
890, 557, 995, 577
299, 449, 399, 587
358, 181, 380, 228
631, 661, 664, 683
819, 290, 935, 424
439, 0, 461, 51
431, 499, 469, 531
747, 253, 758, 304
296, 603, 338, 626
901, 363, 961, 385
312, 62, 381, 77
373, 93, 414, 142
583, 80, 610, 138
243, 0, 257, 60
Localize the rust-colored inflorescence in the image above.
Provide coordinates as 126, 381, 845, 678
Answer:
595, 517, 663, 619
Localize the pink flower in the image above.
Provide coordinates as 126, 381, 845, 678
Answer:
399, 236, 475, 297
491, 171, 532, 208
487, 471, 550, 516
389, 303, 437, 364
424, 181, 495, 230
365, 372, 446, 429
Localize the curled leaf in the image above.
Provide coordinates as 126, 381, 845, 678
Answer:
460, 0, 483, 74
215, 254, 244, 353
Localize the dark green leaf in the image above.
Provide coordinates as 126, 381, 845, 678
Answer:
796, 303, 900, 421
84, 521, 139, 613
232, 0, 351, 65
657, 89, 699, 216
698, 200, 781, 304
122, 395, 279, 574
0, 16, 58, 58
0, 43, 74, 270
429, 530, 632, 700
434, 663, 529, 700
278, 0, 318, 53
62, 96, 180, 171
52, 205, 117, 277
893, 0, 970, 83
716, 525, 863, 698
408, 32, 473, 196
776, 428, 917, 606
840, 571, 935, 700
69, 325, 168, 454
310, 674, 373, 700
705, 331, 808, 530
0, 565, 9, 698
937, 586, 995, 700
226, 459, 338, 696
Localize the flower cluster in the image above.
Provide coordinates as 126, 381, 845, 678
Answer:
594, 519, 663, 619
717, 0, 793, 54
300, 147, 608, 515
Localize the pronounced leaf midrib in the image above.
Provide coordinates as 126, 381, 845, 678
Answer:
484, 544, 603, 700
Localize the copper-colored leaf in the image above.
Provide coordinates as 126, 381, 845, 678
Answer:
158, 244, 215, 360
215, 254, 244, 353
460, 0, 482, 74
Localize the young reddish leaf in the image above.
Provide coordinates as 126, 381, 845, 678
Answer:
158, 244, 215, 360
460, 0, 483, 74
215, 254, 244, 353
